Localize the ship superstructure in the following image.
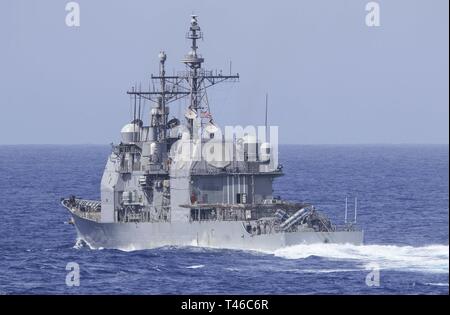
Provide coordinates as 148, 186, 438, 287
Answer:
62, 16, 363, 250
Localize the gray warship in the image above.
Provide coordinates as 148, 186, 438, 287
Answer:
62, 16, 363, 251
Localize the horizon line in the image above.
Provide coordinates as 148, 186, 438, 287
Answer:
0, 142, 448, 146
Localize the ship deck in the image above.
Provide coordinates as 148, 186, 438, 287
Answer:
62, 198, 101, 222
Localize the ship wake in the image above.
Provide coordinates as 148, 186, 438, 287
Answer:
271, 243, 449, 274
71, 238, 448, 274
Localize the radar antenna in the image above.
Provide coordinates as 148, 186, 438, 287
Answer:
127, 15, 239, 139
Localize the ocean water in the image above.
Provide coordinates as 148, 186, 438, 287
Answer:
0, 144, 448, 294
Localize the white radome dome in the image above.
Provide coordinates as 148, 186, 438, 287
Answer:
121, 123, 140, 133
121, 123, 140, 143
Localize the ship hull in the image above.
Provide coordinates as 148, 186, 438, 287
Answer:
71, 212, 364, 251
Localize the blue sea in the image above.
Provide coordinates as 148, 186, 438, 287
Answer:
0, 145, 448, 294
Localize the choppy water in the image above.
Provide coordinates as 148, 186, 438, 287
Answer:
0, 145, 448, 294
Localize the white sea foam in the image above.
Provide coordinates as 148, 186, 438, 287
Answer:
73, 238, 104, 250
271, 243, 449, 274
291, 268, 361, 274
186, 264, 205, 269
73, 238, 87, 249
424, 282, 449, 287
116, 244, 139, 252
71, 238, 449, 275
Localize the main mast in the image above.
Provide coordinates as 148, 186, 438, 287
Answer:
181, 15, 204, 136
127, 15, 239, 140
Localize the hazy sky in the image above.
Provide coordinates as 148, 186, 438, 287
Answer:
0, 0, 448, 144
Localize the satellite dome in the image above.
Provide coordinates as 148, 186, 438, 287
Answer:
121, 123, 140, 143
204, 121, 219, 134
185, 109, 197, 120
121, 123, 140, 133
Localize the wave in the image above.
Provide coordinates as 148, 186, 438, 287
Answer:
73, 238, 88, 249
73, 238, 105, 250
185, 265, 205, 269
424, 282, 449, 287
272, 243, 449, 274
71, 238, 448, 274
288, 268, 361, 274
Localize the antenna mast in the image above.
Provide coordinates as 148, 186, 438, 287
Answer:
126, 15, 239, 140
159, 51, 167, 141
265, 93, 269, 141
